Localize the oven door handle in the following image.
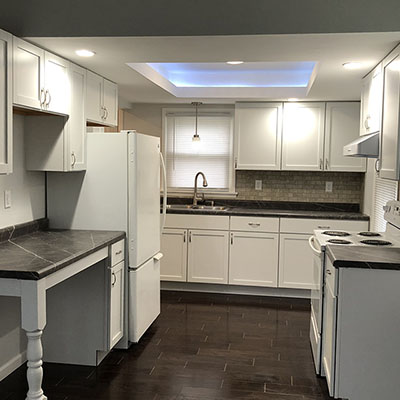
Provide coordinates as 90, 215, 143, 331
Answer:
309, 236, 322, 257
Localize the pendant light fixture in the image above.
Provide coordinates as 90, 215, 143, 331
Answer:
192, 102, 202, 142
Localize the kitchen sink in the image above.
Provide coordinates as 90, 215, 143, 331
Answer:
166, 204, 228, 211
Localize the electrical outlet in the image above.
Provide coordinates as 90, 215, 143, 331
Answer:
4, 190, 11, 209
325, 182, 333, 193
255, 180, 262, 191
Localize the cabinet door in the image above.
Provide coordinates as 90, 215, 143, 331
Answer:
322, 264, 337, 397
282, 102, 325, 171
229, 232, 278, 287
86, 71, 103, 124
360, 65, 383, 136
380, 53, 400, 180
188, 230, 229, 284
109, 260, 124, 349
235, 103, 282, 170
67, 63, 86, 171
44, 52, 69, 115
279, 233, 316, 289
161, 229, 187, 281
325, 102, 366, 172
13, 38, 45, 110
103, 79, 118, 127
0, 30, 12, 174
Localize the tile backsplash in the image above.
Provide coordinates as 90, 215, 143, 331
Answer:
235, 171, 364, 204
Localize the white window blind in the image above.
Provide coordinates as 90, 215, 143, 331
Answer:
165, 113, 233, 191
372, 174, 398, 231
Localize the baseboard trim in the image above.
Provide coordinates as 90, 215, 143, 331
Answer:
161, 282, 310, 299
0, 351, 27, 382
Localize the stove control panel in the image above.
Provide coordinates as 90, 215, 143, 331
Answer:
384, 200, 400, 228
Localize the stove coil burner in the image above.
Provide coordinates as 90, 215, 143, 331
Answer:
322, 231, 351, 237
360, 240, 392, 246
327, 239, 352, 245
358, 232, 381, 237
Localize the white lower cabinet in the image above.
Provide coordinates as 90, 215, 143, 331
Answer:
279, 233, 315, 289
229, 232, 278, 287
109, 260, 124, 349
188, 229, 229, 284
161, 228, 187, 281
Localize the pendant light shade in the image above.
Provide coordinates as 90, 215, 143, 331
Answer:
192, 102, 202, 142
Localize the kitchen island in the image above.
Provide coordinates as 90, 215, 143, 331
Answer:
0, 219, 125, 400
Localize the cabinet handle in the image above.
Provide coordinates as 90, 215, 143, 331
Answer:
101, 106, 105, 119
326, 269, 332, 275
115, 250, 122, 256
189, 231, 192, 243
112, 272, 117, 286
317, 225, 330, 229
40, 88, 46, 106
45, 90, 51, 107
231, 234, 233, 245
183, 232, 186, 243
364, 115, 371, 130
248, 222, 261, 227
234, 158, 238, 169
71, 152, 76, 167
104, 107, 109, 120
374, 159, 380, 173
325, 158, 329, 170
319, 158, 323, 170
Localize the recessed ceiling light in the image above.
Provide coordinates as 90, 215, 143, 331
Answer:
342, 62, 362, 70
226, 61, 244, 65
288, 98, 299, 102
75, 49, 96, 57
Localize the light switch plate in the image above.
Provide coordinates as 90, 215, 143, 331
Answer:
325, 182, 333, 193
4, 190, 11, 209
255, 180, 262, 191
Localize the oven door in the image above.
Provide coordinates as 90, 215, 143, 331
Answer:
309, 236, 323, 332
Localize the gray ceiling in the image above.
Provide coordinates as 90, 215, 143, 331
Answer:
1, 0, 400, 37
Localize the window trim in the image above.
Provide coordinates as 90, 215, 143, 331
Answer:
162, 107, 236, 195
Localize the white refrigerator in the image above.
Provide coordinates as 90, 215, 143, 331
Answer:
47, 131, 167, 343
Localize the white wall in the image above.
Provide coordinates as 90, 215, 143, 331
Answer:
0, 114, 46, 228
0, 114, 46, 380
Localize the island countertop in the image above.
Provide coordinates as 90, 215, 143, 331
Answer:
0, 221, 125, 280
326, 245, 400, 270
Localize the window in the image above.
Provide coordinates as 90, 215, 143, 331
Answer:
164, 110, 234, 193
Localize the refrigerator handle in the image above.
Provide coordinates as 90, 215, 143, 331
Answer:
160, 151, 168, 234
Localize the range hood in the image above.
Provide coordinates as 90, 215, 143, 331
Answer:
343, 132, 379, 158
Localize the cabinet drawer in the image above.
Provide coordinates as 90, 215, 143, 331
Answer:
165, 214, 229, 230
111, 239, 125, 266
230, 216, 279, 233
280, 218, 368, 234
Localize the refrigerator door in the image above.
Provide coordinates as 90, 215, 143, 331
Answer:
129, 255, 161, 342
128, 132, 161, 268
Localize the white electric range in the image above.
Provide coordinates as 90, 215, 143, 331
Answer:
308, 200, 400, 375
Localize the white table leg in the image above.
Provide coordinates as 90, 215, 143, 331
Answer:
25, 330, 47, 400
21, 280, 47, 400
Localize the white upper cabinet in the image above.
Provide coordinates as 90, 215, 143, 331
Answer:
67, 63, 87, 171
380, 49, 400, 180
25, 62, 87, 172
0, 30, 12, 174
325, 102, 366, 172
282, 102, 325, 171
13, 38, 45, 110
360, 64, 383, 136
86, 71, 118, 126
103, 78, 118, 126
235, 103, 282, 170
13, 38, 69, 115
44, 52, 70, 115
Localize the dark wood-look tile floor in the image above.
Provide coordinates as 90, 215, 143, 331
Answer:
0, 291, 333, 400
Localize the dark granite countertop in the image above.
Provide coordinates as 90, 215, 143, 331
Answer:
0, 220, 125, 280
162, 199, 369, 221
326, 245, 400, 270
